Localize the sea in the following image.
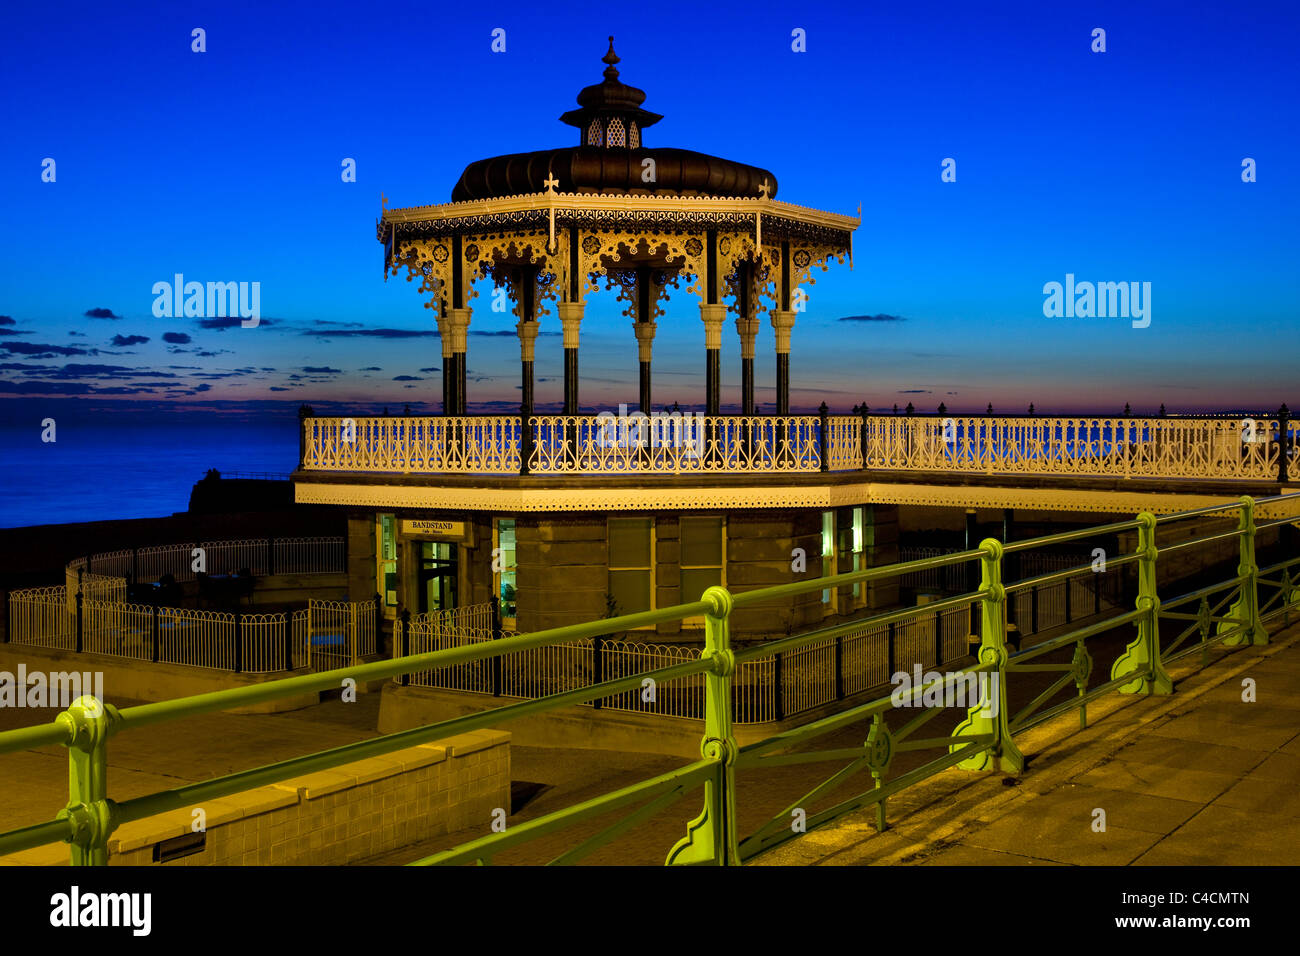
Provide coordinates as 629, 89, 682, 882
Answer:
0, 423, 299, 529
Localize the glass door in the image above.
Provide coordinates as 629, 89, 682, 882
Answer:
417, 541, 458, 613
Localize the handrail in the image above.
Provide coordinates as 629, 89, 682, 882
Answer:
1, 491, 1297, 866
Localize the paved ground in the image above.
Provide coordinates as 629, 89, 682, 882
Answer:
754, 622, 1300, 866
3, 619, 1296, 866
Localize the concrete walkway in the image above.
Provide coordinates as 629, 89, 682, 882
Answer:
753, 621, 1300, 866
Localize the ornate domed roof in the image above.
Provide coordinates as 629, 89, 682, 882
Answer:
451, 38, 778, 203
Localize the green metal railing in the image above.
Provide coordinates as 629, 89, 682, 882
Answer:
1, 494, 1297, 866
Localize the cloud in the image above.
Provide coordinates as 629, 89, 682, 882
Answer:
897, 389, 931, 394
85, 307, 123, 319
163, 331, 192, 344
301, 366, 342, 374
418, 366, 439, 373
2, 341, 92, 357
393, 375, 424, 381
270, 386, 291, 392
470, 330, 518, 337
68, 331, 86, 337
302, 327, 435, 339
360, 366, 382, 371
837, 314, 906, 322
197, 317, 273, 330
111, 334, 150, 346
0, 316, 14, 326
52, 364, 178, 380
0, 381, 95, 395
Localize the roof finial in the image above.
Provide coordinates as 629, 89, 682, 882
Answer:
603, 35, 620, 79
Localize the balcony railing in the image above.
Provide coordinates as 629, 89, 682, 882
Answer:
299, 412, 1293, 481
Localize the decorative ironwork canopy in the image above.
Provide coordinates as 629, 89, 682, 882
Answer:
376, 37, 860, 419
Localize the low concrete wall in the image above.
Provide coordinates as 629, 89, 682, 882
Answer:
0, 644, 318, 714
5, 729, 510, 866
247, 572, 349, 606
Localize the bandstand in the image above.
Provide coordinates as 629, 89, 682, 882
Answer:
296, 37, 898, 644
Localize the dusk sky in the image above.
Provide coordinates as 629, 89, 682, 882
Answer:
1, 0, 1296, 418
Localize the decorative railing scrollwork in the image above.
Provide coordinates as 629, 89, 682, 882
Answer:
298, 413, 1286, 481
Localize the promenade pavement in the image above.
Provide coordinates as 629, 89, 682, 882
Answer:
753, 621, 1300, 866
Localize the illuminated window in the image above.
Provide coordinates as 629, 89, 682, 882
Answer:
587, 120, 604, 146
609, 517, 653, 615
493, 518, 516, 623
821, 510, 837, 610
629, 122, 640, 148
379, 514, 397, 610
851, 506, 866, 604
680, 516, 724, 603
607, 117, 626, 147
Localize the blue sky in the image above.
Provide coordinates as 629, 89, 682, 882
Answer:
1, 0, 1296, 417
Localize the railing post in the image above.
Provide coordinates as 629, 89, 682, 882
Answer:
950, 539, 1023, 773
592, 635, 604, 709
834, 633, 844, 700
1111, 512, 1173, 694
349, 604, 358, 665
151, 603, 159, 662
933, 608, 942, 667
399, 608, 411, 686
818, 402, 829, 472
1031, 583, 1039, 635
773, 651, 784, 721
283, 611, 292, 671
666, 585, 739, 865
234, 610, 243, 674
519, 405, 531, 476
1223, 496, 1269, 647
886, 620, 897, 677
1277, 404, 1290, 483
490, 595, 502, 697
74, 589, 83, 653
859, 403, 869, 472
56, 695, 115, 865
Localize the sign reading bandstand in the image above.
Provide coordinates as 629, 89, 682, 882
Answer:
403, 518, 466, 538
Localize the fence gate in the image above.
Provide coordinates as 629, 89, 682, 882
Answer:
294, 599, 375, 672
